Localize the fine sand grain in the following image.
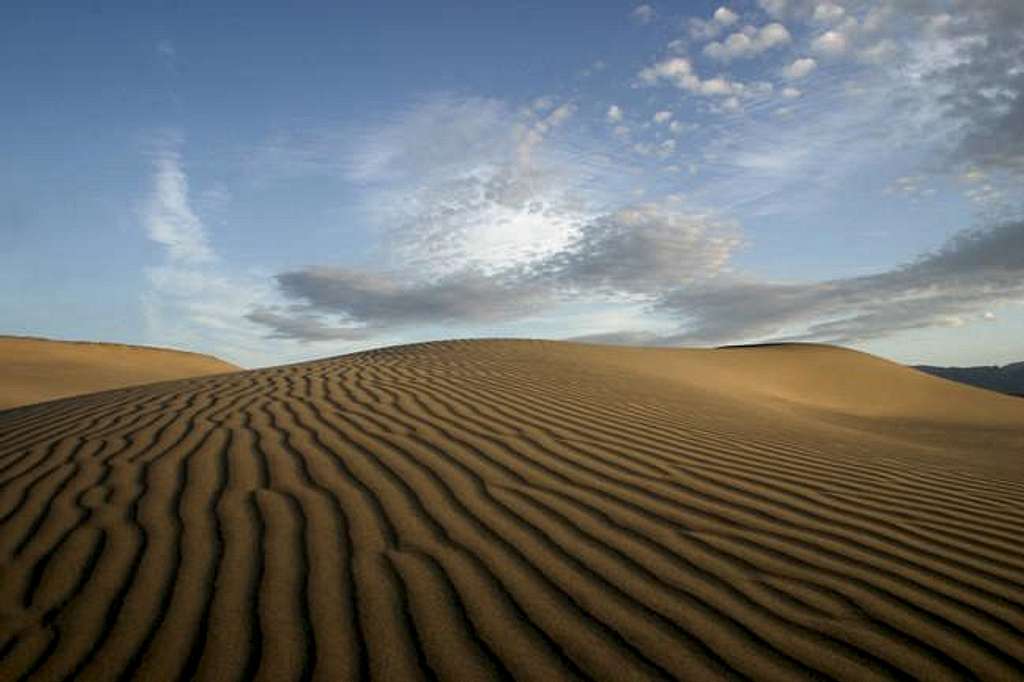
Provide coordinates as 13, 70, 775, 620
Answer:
0, 336, 240, 410
1, 339, 1022, 681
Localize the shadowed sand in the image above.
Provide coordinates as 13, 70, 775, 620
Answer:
1, 339, 1022, 681
0, 336, 240, 411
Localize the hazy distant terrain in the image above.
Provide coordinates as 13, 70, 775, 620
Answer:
915, 362, 1024, 397
1, 339, 1022, 681
0, 336, 239, 410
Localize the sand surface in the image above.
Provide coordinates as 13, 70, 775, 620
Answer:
0, 336, 239, 410
1, 339, 1022, 681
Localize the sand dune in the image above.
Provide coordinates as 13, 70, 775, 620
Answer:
0, 336, 239, 411
1, 339, 1022, 681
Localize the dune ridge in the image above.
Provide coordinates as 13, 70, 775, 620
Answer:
0, 336, 240, 410
1, 339, 1022, 681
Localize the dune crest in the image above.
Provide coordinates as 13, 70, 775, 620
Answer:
0, 336, 239, 410
1, 339, 1022, 681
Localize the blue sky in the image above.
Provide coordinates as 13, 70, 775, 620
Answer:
2, 0, 1022, 368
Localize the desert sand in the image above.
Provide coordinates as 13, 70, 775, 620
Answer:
1, 339, 1022, 681
0, 336, 239, 411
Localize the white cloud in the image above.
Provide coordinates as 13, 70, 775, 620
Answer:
757, 0, 787, 18
861, 4, 893, 33
532, 96, 555, 112
653, 110, 673, 124
139, 135, 338, 367
545, 102, 576, 127
782, 86, 802, 98
540, 201, 742, 295
811, 30, 849, 56
347, 96, 603, 277
654, 218, 1024, 346
858, 39, 899, 64
631, 4, 654, 24
782, 57, 817, 80
885, 175, 935, 200
688, 19, 722, 42
638, 57, 694, 85
607, 104, 623, 123
713, 7, 739, 26
700, 77, 738, 96
638, 57, 747, 98
143, 139, 215, 264
260, 198, 745, 341
757, 22, 793, 48
703, 22, 791, 60
812, 2, 845, 24
156, 39, 176, 63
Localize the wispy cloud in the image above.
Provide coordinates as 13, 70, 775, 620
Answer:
251, 198, 740, 341
178, 1, 1024, 356
140, 135, 353, 366
630, 4, 654, 25
142, 137, 215, 264
644, 217, 1024, 346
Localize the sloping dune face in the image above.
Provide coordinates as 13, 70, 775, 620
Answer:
0, 336, 240, 410
1, 340, 1022, 681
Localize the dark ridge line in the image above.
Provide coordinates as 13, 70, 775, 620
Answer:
8, 459, 82, 564
176, 431, 231, 682
0, 383, 172, 461
239, 489, 266, 682
659, 447, 1024, 541
633, 502, 980, 681
280, 489, 317, 682
391, 547, 518, 682
284, 387, 593, 680
442, 371, 916, 496
568, 426, 1024, 611
499, 481, 911, 681
274, 374, 378, 675
347, 371, 1006, 677
905, 519, 1024, 565
39, 385, 237, 667
3, 346, 1023, 680
18, 461, 87, 611
0, 386, 155, 453
61, 436, 153, 680
668, 457, 1024, 581
465, 366, 1024, 505
2, 440, 90, 563
115, 427, 220, 681
405, 372, 1024, 622
694, 530, 1007, 680
15, 529, 108, 682
358, 360, 974, 675
356, 378, 876, 675
0, 634, 18, 662
381, 552, 442, 682
486, 481, 821, 681
667, 456, 1024, 598
1, 438, 82, 501
305, 387, 697, 680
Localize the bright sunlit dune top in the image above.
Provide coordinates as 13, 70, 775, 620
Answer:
0, 335, 239, 410
577, 342, 1024, 424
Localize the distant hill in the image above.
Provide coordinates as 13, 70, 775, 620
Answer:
915, 361, 1024, 397
0, 335, 239, 410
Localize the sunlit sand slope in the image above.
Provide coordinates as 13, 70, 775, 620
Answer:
0, 336, 239, 410
1, 339, 1022, 681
